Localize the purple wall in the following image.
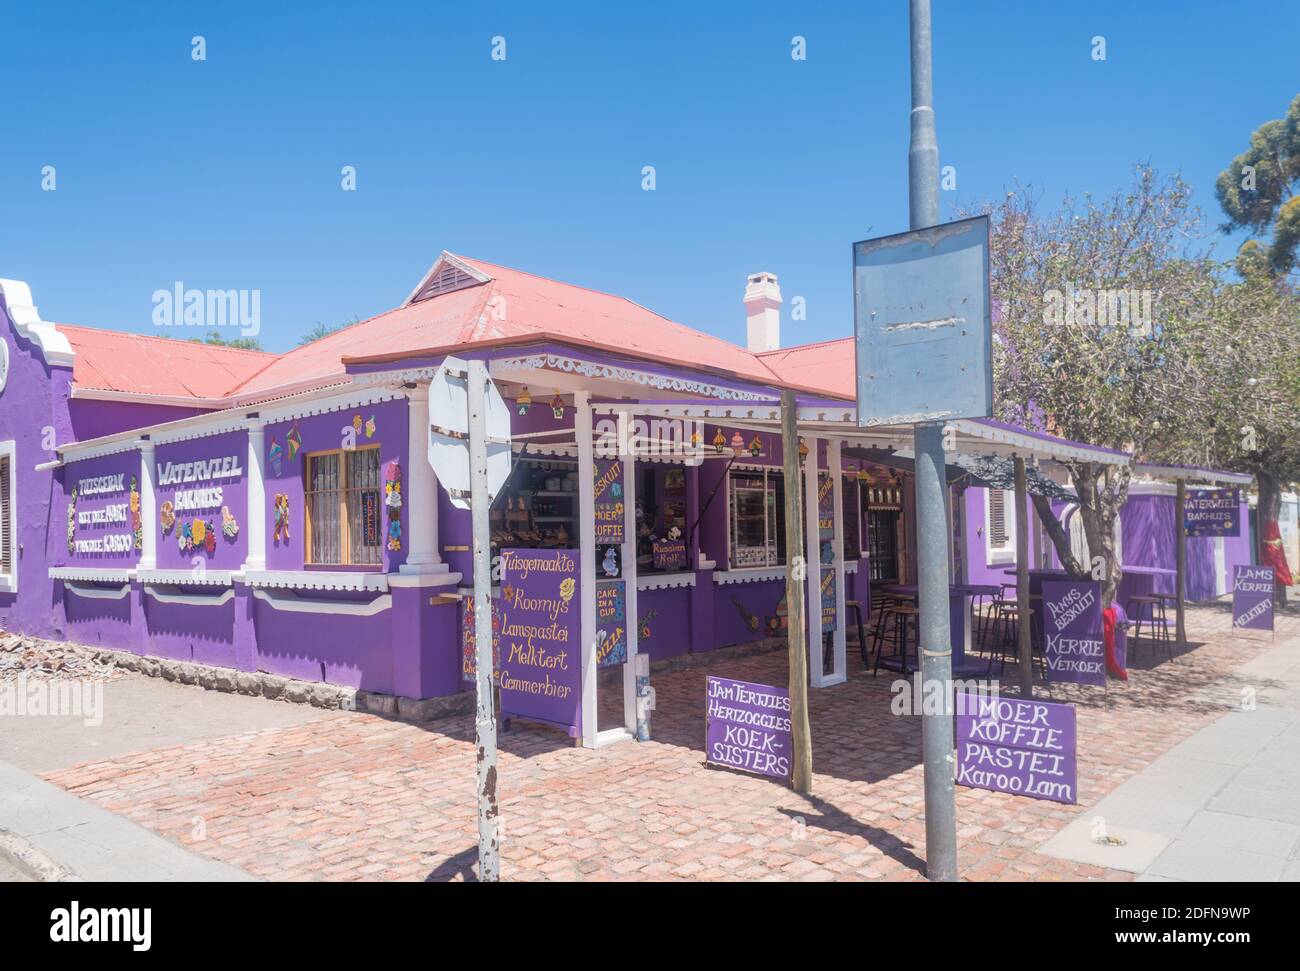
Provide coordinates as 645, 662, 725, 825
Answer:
67, 398, 209, 441
263, 398, 409, 572
60, 450, 143, 569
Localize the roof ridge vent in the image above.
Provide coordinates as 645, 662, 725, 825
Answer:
406, 252, 493, 305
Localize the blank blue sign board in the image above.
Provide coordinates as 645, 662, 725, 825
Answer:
853, 215, 993, 426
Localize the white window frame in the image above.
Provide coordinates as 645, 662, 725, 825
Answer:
984, 486, 1017, 566
726, 467, 783, 569
0, 440, 16, 593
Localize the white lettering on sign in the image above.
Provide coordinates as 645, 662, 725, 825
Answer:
76, 474, 125, 496
156, 455, 243, 486
173, 487, 224, 512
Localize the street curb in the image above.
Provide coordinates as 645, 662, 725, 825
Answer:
0, 828, 80, 882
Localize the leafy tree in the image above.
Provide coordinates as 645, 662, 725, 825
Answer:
1215, 94, 1300, 277
187, 329, 263, 351
297, 317, 359, 346
965, 166, 1218, 606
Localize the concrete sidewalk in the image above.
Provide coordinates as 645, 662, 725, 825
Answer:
0, 758, 253, 882
1041, 632, 1300, 881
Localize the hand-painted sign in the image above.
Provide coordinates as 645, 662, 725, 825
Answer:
596, 580, 627, 668
592, 459, 624, 545
1184, 488, 1241, 537
65, 453, 141, 563
956, 695, 1078, 804
820, 567, 837, 632
705, 676, 791, 780
818, 473, 836, 631
1232, 565, 1274, 632
499, 548, 582, 735
460, 594, 500, 684
1042, 579, 1106, 686
652, 537, 687, 571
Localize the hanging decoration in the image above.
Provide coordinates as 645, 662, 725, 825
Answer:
690, 427, 702, 449
352, 414, 363, 437
160, 500, 177, 533
748, 435, 764, 458
130, 476, 143, 551
384, 460, 403, 552
712, 429, 726, 453
516, 387, 532, 416
268, 438, 284, 476
798, 439, 810, 463
273, 493, 291, 543
221, 505, 239, 540
550, 391, 565, 420
730, 431, 745, 451
286, 424, 303, 461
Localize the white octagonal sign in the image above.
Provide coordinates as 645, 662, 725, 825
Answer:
428, 356, 512, 510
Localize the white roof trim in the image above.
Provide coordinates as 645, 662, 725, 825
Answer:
137, 568, 234, 587
1133, 463, 1254, 486
403, 251, 493, 307
0, 279, 75, 367
50, 566, 136, 583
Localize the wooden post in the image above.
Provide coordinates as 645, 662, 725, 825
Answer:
782, 389, 813, 793
1014, 456, 1033, 698
1175, 477, 1187, 649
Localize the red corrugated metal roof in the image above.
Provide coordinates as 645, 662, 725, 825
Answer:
757, 338, 856, 399
52, 253, 857, 403
54, 324, 276, 399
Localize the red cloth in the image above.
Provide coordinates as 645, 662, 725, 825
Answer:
1103, 606, 1127, 681
1262, 520, 1294, 587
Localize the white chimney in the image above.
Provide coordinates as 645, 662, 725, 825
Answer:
744, 271, 782, 352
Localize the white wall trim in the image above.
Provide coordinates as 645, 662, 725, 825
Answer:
63, 580, 132, 600
252, 587, 392, 616
387, 571, 463, 589
144, 584, 237, 606
714, 567, 785, 585
242, 569, 389, 592
136, 568, 233, 586
50, 567, 136, 583
0, 279, 75, 368
637, 572, 696, 592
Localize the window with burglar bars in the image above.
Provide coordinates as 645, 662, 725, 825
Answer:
304, 446, 383, 566
985, 487, 1016, 564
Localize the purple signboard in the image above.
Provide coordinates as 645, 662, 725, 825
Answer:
1184, 488, 1241, 537
596, 580, 627, 668
154, 431, 249, 571
705, 676, 792, 779
592, 459, 624, 545
1042, 579, 1106, 686
65, 452, 142, 566
956, 695, 1078, 804
499, 548, 582, 735
1232, 565, 1274, 632
652, 537, 687, 571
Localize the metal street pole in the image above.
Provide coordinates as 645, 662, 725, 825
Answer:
908, 0, 958, 883
782, 389, 814, 794
467, 359, 501, 881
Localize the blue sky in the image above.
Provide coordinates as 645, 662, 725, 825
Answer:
2, 1, 1296, 353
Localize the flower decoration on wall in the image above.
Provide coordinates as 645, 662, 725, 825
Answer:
550, 391, 565, 420
516, 387, 532, 416
160, 500, 176, 533
130, 476, 143, 551
273, 493, 291, 543
66, 488, 77, 555
384, 460, 402, 552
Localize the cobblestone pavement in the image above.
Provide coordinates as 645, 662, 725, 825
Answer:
40, 603, 1300, 881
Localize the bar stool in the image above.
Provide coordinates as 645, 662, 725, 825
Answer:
869, 593, 909, 661
874, 602, 920, 677
1127, 595, 1173, 663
